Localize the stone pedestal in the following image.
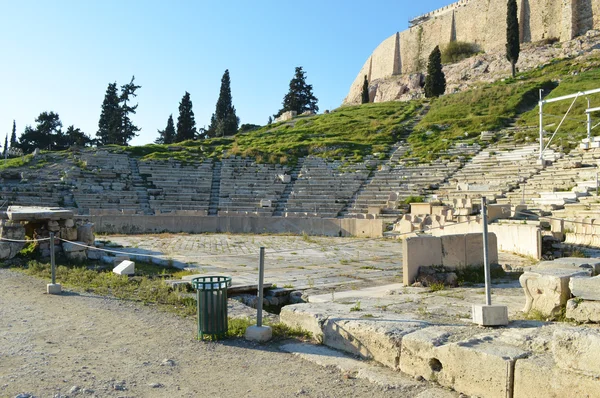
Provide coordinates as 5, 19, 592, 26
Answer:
47, 283, 62, 295
245, 325, 272, 342
472, 304, 509, 326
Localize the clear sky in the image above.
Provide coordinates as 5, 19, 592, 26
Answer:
1, 0, 450, 146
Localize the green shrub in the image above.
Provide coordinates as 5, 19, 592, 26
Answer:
441, 41, 480, 64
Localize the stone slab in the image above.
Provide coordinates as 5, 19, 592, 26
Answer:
403, 236, 443, 285
535, 257, 600, 276
62, 241, 87, 253
323, 317, 426, 370
7, 206, 74, 221
433, 338, 529, 398
552, 327, 600, 377
566, 299, 600, 323
569, 275, 600, 301
520, 269, 591, 316
113, 260, 135, 276
514, 354, 600, 398
471, 304, 508, 326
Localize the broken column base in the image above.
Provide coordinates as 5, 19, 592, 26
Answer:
47, 283, 62, 295
472, 304, 508, 326
244, 325, 272, 342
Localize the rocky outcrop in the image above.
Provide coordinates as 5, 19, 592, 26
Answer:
345, 30, 600, 105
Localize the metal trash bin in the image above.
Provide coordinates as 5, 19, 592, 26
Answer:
191, 276, 232, 340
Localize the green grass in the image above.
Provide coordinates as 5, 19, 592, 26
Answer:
230, 101, 421, 164
515, 60, 600, 150
0, 154, 35, 171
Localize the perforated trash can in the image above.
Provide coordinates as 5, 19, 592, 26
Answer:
192, 276, 232, 340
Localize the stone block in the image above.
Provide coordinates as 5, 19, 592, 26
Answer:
486, 204, 511, 222
77, 223, 95, 245
323, 318, 425, 370
113, 260, 135, 276
403, 236, 442, 286
538, 257, 600, 275
87, 249, 102, 260
552, 327, 600, 377
566, 299, 600, 323
513, 354, 600, 398
569, 275, 600, 301
520, 269, 590, 316
280, 304, 327, 342
403, 334, 528, 398
471, 304, 508, 326
64, 218, 75, 228
47, 283, 62, 294
440, 234, 466, 268
244, 325, 272, 342
410, 202, 432, 215
62, 241, 86, 252
465, 232, 498, 266
65, 251, 87, 262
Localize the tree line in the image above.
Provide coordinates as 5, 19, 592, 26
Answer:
4, 66, 319, 154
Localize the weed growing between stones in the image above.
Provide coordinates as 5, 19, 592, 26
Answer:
226, 318, 312, 340
350, 301, 362, 312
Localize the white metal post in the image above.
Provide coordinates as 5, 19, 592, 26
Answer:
539, 89, 544, 160
257, 247, 265, 327
588, 98, 592, 142
481, 197, 492, 306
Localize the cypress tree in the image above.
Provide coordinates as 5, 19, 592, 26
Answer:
361, 75, 370, 104
506, 0, 520, 78
276, 66, 319, 117
176, 92, 197, 142
97, 82, 121, 145
208, 69, 239, 138
3, 134, 7, 158
10, 120, 17, 148
424, 46, 446, 98
156, 114, 176, 144
118, 76, 141, 145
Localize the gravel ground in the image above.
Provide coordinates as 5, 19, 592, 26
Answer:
0, 268, 431, 398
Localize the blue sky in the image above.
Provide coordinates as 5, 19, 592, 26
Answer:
0, 0, 449, 146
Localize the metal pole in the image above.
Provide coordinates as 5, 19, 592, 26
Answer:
257, 246, 265, 327
481, 197, 492, 306
539, 90, 544, 161
50, 232, 56, 285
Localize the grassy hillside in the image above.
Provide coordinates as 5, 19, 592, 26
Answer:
118, 101, 421, 165
407, 54, 600, 159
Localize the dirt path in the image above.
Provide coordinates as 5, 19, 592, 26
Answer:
0, 269, 422, 398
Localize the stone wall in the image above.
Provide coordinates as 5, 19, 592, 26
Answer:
345, 0, 600, 104
86, 215, 384, 238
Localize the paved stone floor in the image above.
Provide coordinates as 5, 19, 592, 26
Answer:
103, 233, 529, 295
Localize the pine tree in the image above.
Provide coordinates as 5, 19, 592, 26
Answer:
96, 77, 141, 146
155, 114, 176, 144
276, 66, 319, 117
268, 116, 273, 125
10, 120, 17, 148
19, 112, 62, 152
118, 76, 141, 145
207, 70, 239, 138
424, 46, 446, 98
506, 0, 520, 78
361, 75, 370, 104
61, 126, 91, 147
97, 82, 121, 145
176, 92, 197, 142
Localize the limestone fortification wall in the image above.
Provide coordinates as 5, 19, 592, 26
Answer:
345, 0, 600, 103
